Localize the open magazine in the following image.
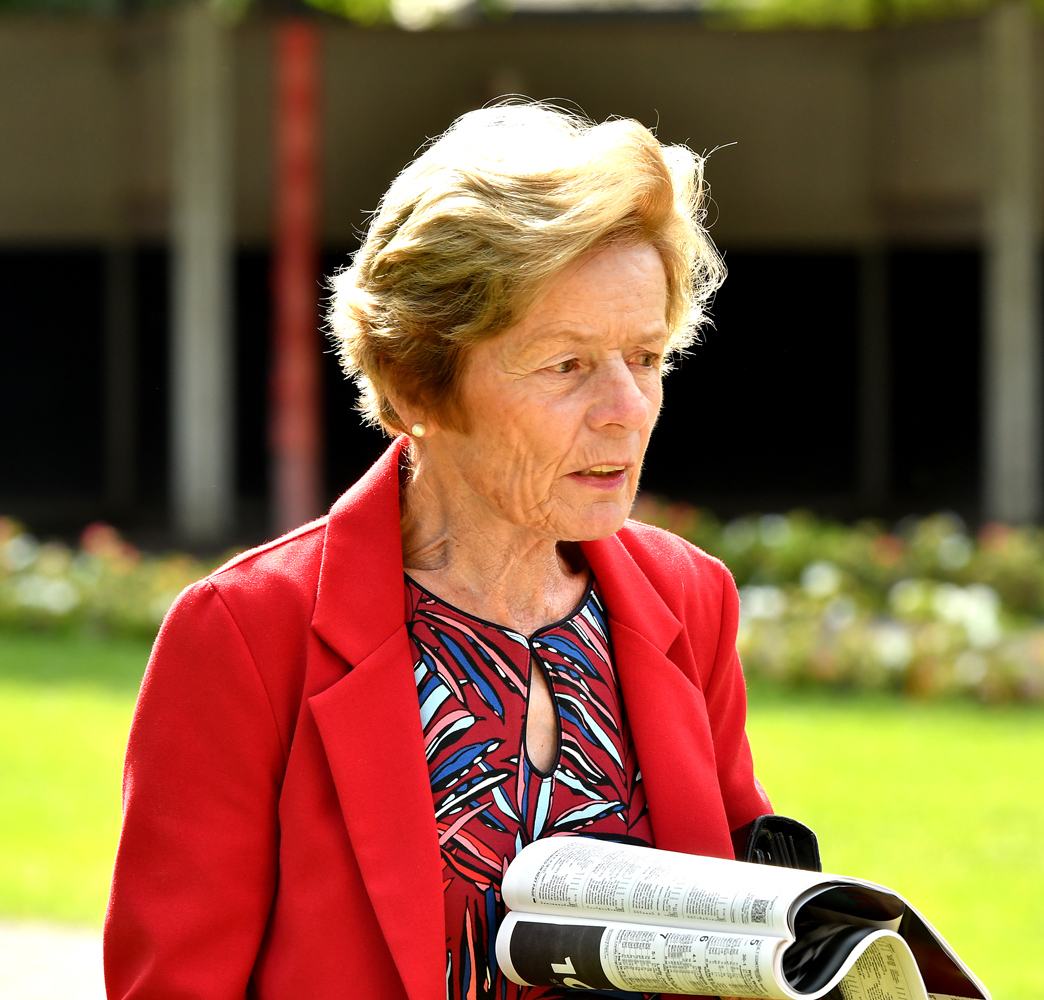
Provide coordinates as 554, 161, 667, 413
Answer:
495, 838, 990, 1000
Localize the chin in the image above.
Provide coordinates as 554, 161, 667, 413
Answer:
562, 502, 631, 542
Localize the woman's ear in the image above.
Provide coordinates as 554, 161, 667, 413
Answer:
387, 392, 437, 440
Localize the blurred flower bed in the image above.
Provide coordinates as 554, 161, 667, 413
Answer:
0, 517, 215, 641
5, 504, 1044, 702
631, 498, 1044, 703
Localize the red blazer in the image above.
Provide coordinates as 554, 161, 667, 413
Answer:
104, 437, 771, 1000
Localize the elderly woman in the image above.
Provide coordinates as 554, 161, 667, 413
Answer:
104, 104, 773, 1000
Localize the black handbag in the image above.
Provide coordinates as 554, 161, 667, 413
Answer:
739, 814, 822, 873
736, 816, 842, 1000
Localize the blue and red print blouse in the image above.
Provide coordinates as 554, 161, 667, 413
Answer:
406, 576, 656, 1000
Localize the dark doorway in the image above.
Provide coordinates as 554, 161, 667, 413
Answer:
888, 249, 981, 514
0, 249, 105, 517
642, 251, 861, 513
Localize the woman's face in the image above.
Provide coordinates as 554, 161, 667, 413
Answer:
427, 242, 670, 542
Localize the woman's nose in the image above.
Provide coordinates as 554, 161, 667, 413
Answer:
587, 359, 654, 432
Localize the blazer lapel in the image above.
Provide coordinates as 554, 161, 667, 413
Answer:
582, 533, 735, 860
310, 437, 446, 1000
309, 635, 445, 1000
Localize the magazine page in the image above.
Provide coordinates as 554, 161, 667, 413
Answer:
836, 935, 927, 1000
797, 884, 987, 1000
502, 838, 828, 937
497, 910, 792, 999
499, 839, 991, 1000
497, 914, 931, 1000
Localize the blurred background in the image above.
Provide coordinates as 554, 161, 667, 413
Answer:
4, 0, 1044, 548
2, 0, 1044, 998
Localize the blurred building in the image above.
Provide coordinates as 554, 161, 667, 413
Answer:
1, 3, 1040, 544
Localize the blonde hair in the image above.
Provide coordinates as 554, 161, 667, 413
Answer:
328, 102, 724, 434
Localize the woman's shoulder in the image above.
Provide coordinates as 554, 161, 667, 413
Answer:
616, 517, 729, 580
172, 516, 330, 633
612, 518, 737, 612
212, 516, 327, 589
149, 518, 334, 734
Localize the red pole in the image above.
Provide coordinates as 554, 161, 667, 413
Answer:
271, 20, 323, 536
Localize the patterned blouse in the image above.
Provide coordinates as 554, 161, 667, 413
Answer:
406, 575, 656, 1000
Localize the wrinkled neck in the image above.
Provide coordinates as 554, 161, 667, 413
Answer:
399, 450, 587, 636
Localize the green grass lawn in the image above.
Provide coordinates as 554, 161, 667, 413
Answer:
0, 631, 149, 923
0, 631, 1041, 998
745, 682, 1044, 1000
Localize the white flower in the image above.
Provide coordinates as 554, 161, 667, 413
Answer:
740, 585, 787, 621
937, 533, 973, 571
2, 534, 39, 572
963, 585, 1002, 649
932, 583, 1001, 649
871, 622, 913, 670
801, 560, 841, 599
12, 574, 79, 615
932, 583, 964, 623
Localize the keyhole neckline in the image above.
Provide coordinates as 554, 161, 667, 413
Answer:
403, 572, 595, 640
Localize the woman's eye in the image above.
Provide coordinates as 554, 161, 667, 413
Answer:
553, 359, 579, 374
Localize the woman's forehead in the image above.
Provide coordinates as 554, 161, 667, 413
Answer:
509, 249, 668, 338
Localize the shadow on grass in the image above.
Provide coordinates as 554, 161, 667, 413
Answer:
0, 630, 152, 694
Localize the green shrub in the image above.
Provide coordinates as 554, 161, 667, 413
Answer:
5, 505, 1044, 701
0, 518, 214, 640
631, 499, 1044, 702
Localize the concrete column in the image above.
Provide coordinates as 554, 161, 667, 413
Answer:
983, 1, 1042, 523
858, 246, 890, 507
170, 2, 235, 544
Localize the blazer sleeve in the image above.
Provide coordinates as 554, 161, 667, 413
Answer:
104, 579, 286, 1000
704, 561, 772, 833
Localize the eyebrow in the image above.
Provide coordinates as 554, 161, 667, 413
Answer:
523, 320, 670, 349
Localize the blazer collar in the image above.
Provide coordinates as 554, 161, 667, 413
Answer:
310, 436, 447, 1000
580, 531, 681, 654
312, 435, 410, 666
309, 627, 446, 1000
309, 443, 731, 1000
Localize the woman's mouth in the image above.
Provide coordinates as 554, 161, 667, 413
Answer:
570, 465, 628, 489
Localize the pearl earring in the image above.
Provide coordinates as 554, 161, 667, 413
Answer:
411, 422, 427, 438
